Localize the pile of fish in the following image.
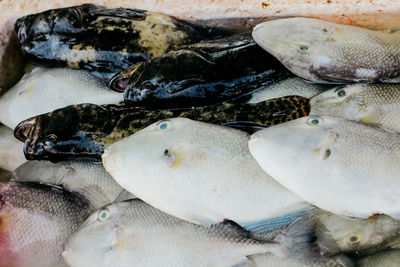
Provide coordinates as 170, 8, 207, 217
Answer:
1, 3, 400, 266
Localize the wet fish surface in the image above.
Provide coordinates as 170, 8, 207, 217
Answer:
111, 33, 289, 108
0, 67, 122, 129
0, 181, 92, 267
252, 17, 400, 83
15, 96, 309, 161
15, 4, 224, 74
357, 249, 400, 267
63, 199, 314, 267
0, 125, 26, 171
310, 83, 400, 133
248, 76, 331, 104
102, 118, 310, 226
249, 115, 400, 219
13, 160, 133, 209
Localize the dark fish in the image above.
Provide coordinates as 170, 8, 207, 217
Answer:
15, 96, 310, 161
110, 33, 290, 108
15, 4, 222, 74
0, 181, 92, 267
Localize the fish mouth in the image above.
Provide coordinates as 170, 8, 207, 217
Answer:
14, 118, 36, 142
108, 65, 140, 92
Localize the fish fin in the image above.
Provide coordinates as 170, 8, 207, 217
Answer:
243, 207, 316, 233
387, 238, 400, 249
269, 212, 320, 259
222, 121, 267, 133
113, 189, 137, 202
73, 185, 109, 210
232, 257, 253, 267
216, 219, 250, 238
314, 213, 342, 255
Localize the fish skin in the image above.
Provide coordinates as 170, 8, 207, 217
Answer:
252, 17, 400, 83
248, 253, 353, 267
357, 250, 400, 267
310, 83, 400, 132
112, 33, 289, 108
0, 125, 26, 172
63, 199, 312, 267
15, 96, 309, 161
248, 76, 332, 104
315, 212, 400, 256
102, 118, 309, 226
15, 4, 223, 74
248, 115, 400, 219
13, 160, 133, 209
0, 181, 92, 267
0, 67, 122, 129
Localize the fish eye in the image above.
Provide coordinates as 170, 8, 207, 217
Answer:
97, 208, 110, 222
45, 134, 57, 144
299, 45, 309, 51
157, 120, 172, 131
335, 88, 347, 98
142, 82, 155, 90
346, 233, 362, 245
307, 116, 323, 127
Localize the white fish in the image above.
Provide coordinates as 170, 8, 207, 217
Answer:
248, 76, 330, 104
0, 67, 122, 128
63, 199, 314, 267
249, 115, 400, 219
13, 160, 135, 209
102, 118, 310, 226
0, 125, 26, 171
252, 18, 400, 83
310, 83, 400, 132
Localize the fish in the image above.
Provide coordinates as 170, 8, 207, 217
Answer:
249, 115, 400, 219
15, 4, 224, 74
252, 17, 400, 83
111, 33, 289, 108
357, 249, 400, 267
0, 67, 122, 129
63, 199, 315, 267
0, 17, 26, 96
102, 118, 311, 226
315, 212, 400, 256
248, 76, 331, 104
15, 96, 310, 161
310, 84, 400, 133
0, 125, 26, 172
248, 253, 353, 267
13, 160, 135, 209
0, 181, 92, 267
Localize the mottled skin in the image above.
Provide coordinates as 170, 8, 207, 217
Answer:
110, 33, 290, 108
15, 96, 309, 161
0, 182, 91, 267
15, 4, 222, 74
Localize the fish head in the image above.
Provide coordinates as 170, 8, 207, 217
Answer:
14, 105, 105, 161
252, 18, 339, 82
249, 115, 340, 188
310, 85, 369, 120
102, 118, 192, 189
122, 50, 208, 104
63, 201, 130, 266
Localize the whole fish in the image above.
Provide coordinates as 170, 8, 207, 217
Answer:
63, 199, 314, 267
248, 76, 331, 104
0, 181, 92, 267
315, 212, 400, 256
310, 84, 400, 132
357, 250, 400, 267
13, 160, 134, 209
15, 96, 309, 161
252, 18, 400, 83
249, 115, 400, 219
110, 33, 289, 108
0, 125, 26, 171
15, 4, 223, 74
248, 253, 353, 267
102, 118, 310, 226
0, 67, 122, 129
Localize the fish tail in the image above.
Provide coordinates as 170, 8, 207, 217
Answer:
267, 212, 319, 259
